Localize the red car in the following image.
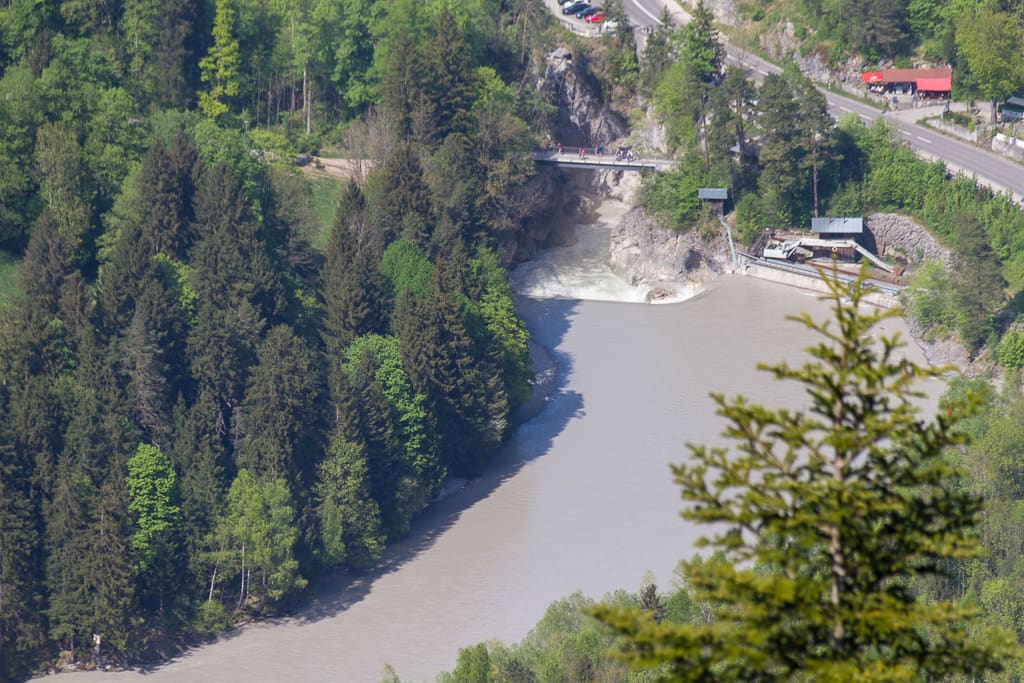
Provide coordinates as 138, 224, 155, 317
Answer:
586, 10, 607, 23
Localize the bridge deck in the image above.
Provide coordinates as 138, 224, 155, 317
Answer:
533, 149, 677, 172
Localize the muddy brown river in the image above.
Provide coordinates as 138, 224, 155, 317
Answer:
76, 201, 935, 682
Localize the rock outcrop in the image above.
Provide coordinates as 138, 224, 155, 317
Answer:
609, 208, 733, 290
537, 48, 628, 147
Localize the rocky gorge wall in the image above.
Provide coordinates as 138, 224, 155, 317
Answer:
608, 207, 734, 297
537, 47, 629, 147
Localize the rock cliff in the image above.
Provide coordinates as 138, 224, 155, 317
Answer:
608, 207, 733, 296
537, 47, 628, 147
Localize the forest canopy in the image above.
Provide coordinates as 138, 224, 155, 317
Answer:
0, 0, 563, 677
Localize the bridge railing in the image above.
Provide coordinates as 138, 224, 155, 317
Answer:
533, 148, 677, 171
542, 145, 623, 159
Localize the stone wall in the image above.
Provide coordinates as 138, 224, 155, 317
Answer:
865, 213, 949, 272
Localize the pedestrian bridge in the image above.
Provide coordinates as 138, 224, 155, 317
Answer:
533, 148, 677, 172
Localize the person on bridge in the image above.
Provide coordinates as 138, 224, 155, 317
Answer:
557, 142, 562, 155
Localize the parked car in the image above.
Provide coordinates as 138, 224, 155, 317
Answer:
558, 0, 575, 4
562, 1, 589, 14
577, 6, 600, 19
585, 10, 607, 22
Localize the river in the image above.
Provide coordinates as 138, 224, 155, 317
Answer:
78, 200, 936, 682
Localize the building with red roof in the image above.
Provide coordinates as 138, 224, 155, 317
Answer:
860, 68, 951, 99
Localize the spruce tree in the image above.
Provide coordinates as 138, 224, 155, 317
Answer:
170, 387, 231, 599
321, 179, 385, 360
190, 162, 282, 320
20, 210, 77, 318
187, 298, 264, 412
424, 5, 476, 143
396, 258, 496, 475
348, 347, 403, 537
238, 325, 323, 497
594, 269, 1017, 681
0, 385, 44, 679
84, 455, 137, 660
368, 143, 435, 248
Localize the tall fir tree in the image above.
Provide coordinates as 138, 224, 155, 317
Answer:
423, 5, 476, 144
321, 179, 385, 361
396, 257, 497, 475
189, 162, 282, 320
238, 324, 324, 503
0, 382, 44, 679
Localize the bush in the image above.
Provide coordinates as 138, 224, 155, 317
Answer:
193, 600, 230, 638
997, 327, 1024, 369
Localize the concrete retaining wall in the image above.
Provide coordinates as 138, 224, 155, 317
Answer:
743, 262, 902, 309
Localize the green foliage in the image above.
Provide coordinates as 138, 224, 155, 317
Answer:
215, 469, 307, 606
199, 0, 242, 120
469, 248, 533, 409
314, 436, 385, 569
0, 0, 552, 668
949, 213, 1007, 351
153, 254, 198, 323
640, 153, 708, 229
593, 269, 1018, 681
996, 327, 1024, 370
380, 239, 434, 301
652, 59, 703, 152
955, 9, 1024, 122
905, 259, 958, 338
127, 443, 181, 574
344, 334, 439, 483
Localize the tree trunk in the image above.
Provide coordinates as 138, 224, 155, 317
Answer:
208, 565, 218, 603
304, 64, 311, 136
829, 447, 847, 653
238, 544, 245, 607
812, 152, 820, 218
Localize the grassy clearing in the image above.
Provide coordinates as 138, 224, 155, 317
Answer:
309, 175, 342, 251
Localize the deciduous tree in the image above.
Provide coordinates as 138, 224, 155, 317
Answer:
955, 8, 1024, 123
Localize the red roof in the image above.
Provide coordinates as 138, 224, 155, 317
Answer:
861, 68, 951, 84
916, 76, 951, 91
879, 68, 950, 84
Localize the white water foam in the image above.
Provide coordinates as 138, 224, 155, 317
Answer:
510, 199, 695, 304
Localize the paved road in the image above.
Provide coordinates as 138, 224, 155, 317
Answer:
620, 0, 1024, 200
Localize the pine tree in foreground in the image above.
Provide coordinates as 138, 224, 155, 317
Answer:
593, 267, 1018, 682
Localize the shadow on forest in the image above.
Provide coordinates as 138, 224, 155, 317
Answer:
280, 297, 582, 628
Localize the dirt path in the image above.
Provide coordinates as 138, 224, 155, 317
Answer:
300, 157, 375, 182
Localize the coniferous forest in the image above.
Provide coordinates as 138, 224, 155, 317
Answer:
0, 0, 565, 676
